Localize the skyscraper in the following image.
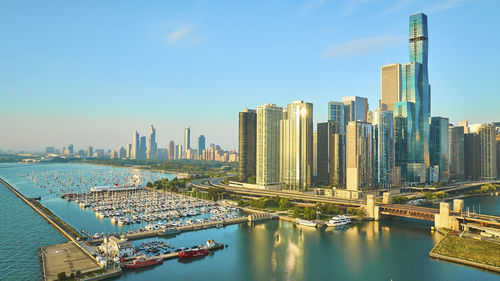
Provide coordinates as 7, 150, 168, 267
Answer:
198, 135, 206, 156
341, 96, 368, 124
184, 127, 191, 156
372, 110, 395, 186
328, 101, 345, 135
280, 101, 313, 190
394, 101, 414, 181
381, 63, 401, 112
346, 121, 373, 191
256, 104, 282, 186
169, 141, 175, 160
139, 136, 147, 160
497, 135, 500, 178
317, 121, 344, 187
132, 131, 139, 159
147, 125, 157, 160
238, 109, 257, 182
478, 124, 497, 180
449, 126, 465, 181
430, 117, 449, 182
87, 146, 94, 158
464, 133, 480, 181
68, 144, 74, 154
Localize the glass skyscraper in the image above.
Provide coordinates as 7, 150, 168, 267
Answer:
399, 13, 431, 180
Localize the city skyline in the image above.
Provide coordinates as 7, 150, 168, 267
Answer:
1, 1, 499, 151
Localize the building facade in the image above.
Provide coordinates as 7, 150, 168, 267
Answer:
372, 110, 395, 187
449, 126, 465, 181
280, 101, 313, 190
478, 124, 497, 180
256, 104, 283, 186
147, 125, 157, 160
381, 63, 401, 112
346, 121, 373, 191
430, 117, 449, 182
198, 135, 206, 156
317, 121, 345, 187
328, 101, 345, 135
238, 109, 257, 182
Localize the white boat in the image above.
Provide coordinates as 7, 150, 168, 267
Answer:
91, 184, 143, 192
326, 215, 351, 227
296, 218, 318, 228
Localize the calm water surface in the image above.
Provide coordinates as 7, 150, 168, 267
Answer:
0, 163, 499, 281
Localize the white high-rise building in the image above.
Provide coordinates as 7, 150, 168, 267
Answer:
256, 104, 283, 186
131, 131, 139, 159
147, 125, 157, 159
184, 127, 191, 157
280, 101, 313, 190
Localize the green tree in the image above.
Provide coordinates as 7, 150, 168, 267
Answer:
279, 198, 291, 210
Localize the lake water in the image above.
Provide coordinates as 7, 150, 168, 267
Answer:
0, 163, 498, 281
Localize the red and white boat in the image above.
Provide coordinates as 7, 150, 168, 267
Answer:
124, 257, 163, 269
178, 247, 210, 259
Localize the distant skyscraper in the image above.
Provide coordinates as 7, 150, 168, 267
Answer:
132, 131, 139, 159
459, 120, 470, 134
198, 135, 206, 156
478, 124, 497, 180
184, 127, 191, 155
381, 63, 401, 112
449, 126, 465, 181
147, 125, 157, 160
175, 144, 183, 160
372, 110, 395, 186
46, 147, 55, 154
346, 121, 373, 191
341, 96, 368, 124
256, 104, 282, 186
313, 132, 317, 178
238, 109, 257, 182
169, 141, 175, 160
118, 147, 126, 159
464, 133, 480, 181
68, 144, 74, 154
497, 135, 500, 178
280, 101, 313, 190
139, 136, 147, 160
394, 101, 414, 181
87, 146, 94, 158
317, 121, 344, 187
430, 117, 449, 182
328, 101, 345, 135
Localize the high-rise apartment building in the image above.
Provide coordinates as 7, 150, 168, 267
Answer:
132, 131, 139, 159
280, 101, 313, 190
139, 136, 147, 160
381, 63, 401, 112
346, 121, 373, 191
449, 126, 465, 181
256, 104, 283, 186
430, 117, 449, 182
198, 135, 206, 156
87, 146, 94, 158
372, 110, 395, 186
317, 121, 344, 187
328, 101, 345, 135
238, 109, 257, 182
118, 147, 126, 159
478, 124, 497, 180
313, 132, 318, 178
184, 127, 191, 156
169, 141, 175, 160
147, 125, 157, 160
68, 144, 74, 154
497, 135, 500, 178
341, 96, 368, 124
464, 133, 481, 181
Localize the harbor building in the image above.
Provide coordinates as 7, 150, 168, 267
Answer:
380, 63, 401, 112
256, 104, 283, 187
478, 124, 497, 180
449, 126, 465, 181
280, 101, 313, 190
239, 109, 257, 182
372, 110, 395, 187
346, 121, 373, 192
430, 117, 449, 182
317, 121, 345, 187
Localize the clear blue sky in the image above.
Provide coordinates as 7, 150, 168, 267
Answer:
1, 0, 498, 151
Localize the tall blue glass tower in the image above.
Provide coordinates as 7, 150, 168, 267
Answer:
398, 13, 430, 181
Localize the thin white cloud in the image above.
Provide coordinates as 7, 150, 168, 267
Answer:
341, 0, 372, 16
166, 25, 195, 45
320, 35, 401, 59
381, 0, 417, 15
301, 0, 325, 12
425, 0, 466, 13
